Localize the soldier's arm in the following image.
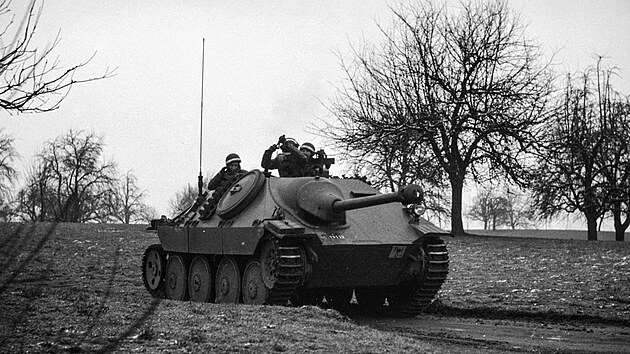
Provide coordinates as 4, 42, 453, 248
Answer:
261, 145, 278, 169
207, 169, 225, 190
285, 144, 307, 163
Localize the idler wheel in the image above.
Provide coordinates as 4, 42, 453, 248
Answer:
188, 255, 214, 303
215, 256, 241, 303
165, 254, 188, 300
142, 245, 165, 297
242, 260, 268, 305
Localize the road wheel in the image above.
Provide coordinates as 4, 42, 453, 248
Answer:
165, 254, 188, 300
242, 260, 268, 305
215, 256, 241, 303
142, 244, 165, 298
188, 255, 213, 303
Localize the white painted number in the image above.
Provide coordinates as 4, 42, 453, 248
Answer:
389, 246, 406, 259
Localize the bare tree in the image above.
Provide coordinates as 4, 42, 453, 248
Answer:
0, 0, 114, 114
320, 0, 554, 235
0, 129, 17, 220
468, 184, 534, 231
604, 119, 630, 242
166, 171, 216, 219
531, 63, 618, 240
168, 183, 198, 218
100, 170, 155, 224
467, 188, 508, 230
15, 160, 49, 221
16, 129, 117, 222
502, 187, 536, 230
0, 129, 17, 197
599, 70, 630, 241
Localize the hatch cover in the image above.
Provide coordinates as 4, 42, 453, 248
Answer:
217, 169, 265, 220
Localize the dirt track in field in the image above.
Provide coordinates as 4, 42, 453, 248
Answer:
353, 313, 630, 353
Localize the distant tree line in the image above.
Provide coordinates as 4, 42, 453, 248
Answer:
318, 0, 629, 241
467, 186, 535, 231
0, 125, 210, 224
0, 129, 155, 223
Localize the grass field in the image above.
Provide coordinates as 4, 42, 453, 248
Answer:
442, 232, 629, 323
467, 229, 628, 242
1, 222, 628, 353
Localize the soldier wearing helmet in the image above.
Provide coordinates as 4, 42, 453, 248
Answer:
261, 135, 308, 177
299, 142, 316, 159
208, 153, 248, 193
300, 142, 334, 177
299, 142, 320, 177
202, 153, 248, 218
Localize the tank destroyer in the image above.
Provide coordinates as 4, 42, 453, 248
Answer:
142, 165, 450, 316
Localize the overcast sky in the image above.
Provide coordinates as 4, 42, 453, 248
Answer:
2, 0, 629, 226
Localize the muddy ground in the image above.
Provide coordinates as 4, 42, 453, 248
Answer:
0, 222, 628, 353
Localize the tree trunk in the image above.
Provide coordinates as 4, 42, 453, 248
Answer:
450, 176, 465, 236
613, 206, 627, 242
585, 212, 598, 241
39, 179, 46, 222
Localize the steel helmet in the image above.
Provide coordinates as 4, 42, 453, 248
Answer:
299, 142, 315, 153
225, 153, 241, 165
285, 137, 298, 147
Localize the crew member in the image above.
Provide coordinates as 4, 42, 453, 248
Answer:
202, 153, 247, 218
208, 153, 247, 193
299, 142, 316, 159
261, 135, 308, 177
299, 142, 319, 176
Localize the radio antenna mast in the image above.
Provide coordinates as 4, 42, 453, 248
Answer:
197, 38, 206, 197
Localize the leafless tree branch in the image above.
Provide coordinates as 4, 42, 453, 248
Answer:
0, 0, 115, 114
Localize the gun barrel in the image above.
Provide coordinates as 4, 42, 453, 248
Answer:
332, 193, 398, 213
331, 185, 423, 213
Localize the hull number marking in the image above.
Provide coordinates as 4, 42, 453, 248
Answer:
389, 246, 407, 259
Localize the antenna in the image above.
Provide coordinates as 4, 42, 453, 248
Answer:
197, 38, 205, 197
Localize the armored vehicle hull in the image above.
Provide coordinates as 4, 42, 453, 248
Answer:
142, 170, 449, 316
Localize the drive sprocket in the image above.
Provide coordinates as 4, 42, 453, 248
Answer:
260, 238, 306, 305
